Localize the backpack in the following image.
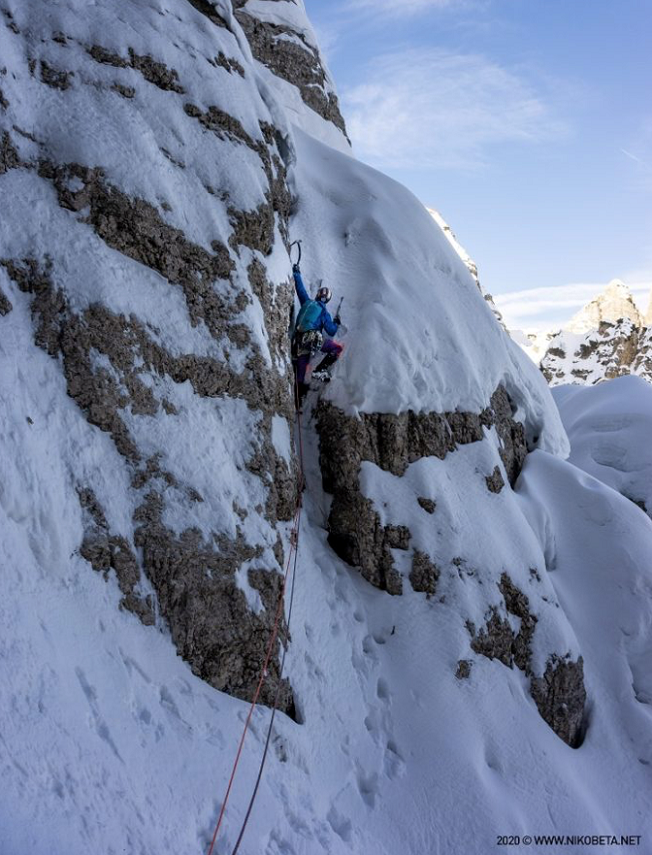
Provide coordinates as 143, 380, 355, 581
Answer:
295, 299, 323, 333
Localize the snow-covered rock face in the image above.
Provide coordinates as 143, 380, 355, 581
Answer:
541, 318, 652, 386
291, 134, 585, 747
232, 0, 349, 147
2, 3, 652, 852
533, 280, 652, 387
0, 0, 345, 714
316, 385, 587, 746
317, 387, 528, 594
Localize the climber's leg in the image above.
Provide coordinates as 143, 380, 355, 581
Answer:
313, 339, 343, 375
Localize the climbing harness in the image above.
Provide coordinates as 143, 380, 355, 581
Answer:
294, 328, 323, 357
206, 378, 306, 855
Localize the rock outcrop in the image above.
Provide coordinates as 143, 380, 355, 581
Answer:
0, 283, 11, 315
234, 2, 348, 138
530, 655, 587, 747
316, 386, 527, 594
316, 382, 586, 747
468, 574, 586, 747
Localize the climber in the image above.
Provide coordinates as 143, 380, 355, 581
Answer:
291, 262, 343, 409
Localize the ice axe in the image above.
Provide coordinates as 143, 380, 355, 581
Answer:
290, 239, 302, 267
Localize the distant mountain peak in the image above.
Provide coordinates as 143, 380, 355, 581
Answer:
510, 277, 652, 388
645, 285, 652, 327
566, 278, 642, 334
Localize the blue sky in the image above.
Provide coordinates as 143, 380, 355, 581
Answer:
304, 0, 652, 330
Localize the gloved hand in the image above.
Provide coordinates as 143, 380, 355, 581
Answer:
334, 315, 341, 325
292, 263, 301, 273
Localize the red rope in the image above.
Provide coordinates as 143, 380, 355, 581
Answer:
206, 393, 306, 855
229, 414, 304, 854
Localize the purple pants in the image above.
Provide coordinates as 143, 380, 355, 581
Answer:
295, 338, 343, 384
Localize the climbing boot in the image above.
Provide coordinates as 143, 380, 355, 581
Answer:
312, 353, 337, 381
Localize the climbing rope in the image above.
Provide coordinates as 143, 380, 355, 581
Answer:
206, 389, 306, 855
229, 429, 303, 854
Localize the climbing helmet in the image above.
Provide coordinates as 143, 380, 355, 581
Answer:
316, 286, 332, 304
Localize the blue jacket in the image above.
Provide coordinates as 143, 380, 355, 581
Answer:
293, 270, 339, 336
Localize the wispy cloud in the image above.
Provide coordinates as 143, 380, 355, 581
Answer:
620, 121, 652, 191
621, 148, 649, 168
350, 0, 459, 15
494, 280, 652, 331
341, 48, 568, 170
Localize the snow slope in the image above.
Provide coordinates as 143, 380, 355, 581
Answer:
2, 1, 652, 854
2, 358, 652, 854
427, 207, 480, 286
427, 206, 507, 330
290, 130, 566, 455
553, 376, 652, 519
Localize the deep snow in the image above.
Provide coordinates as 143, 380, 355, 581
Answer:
2, 358, 652, 853
1, 1, 652, 853
553, 376, 652, 521
289, 129, 568, 460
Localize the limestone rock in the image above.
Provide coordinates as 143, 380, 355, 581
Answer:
410, 551, 440, 597
566, 279, 642, 334
531, 656, 587, 748
417, 496, 436, 514
485, 466, 505, 494
0, 4, 300, 715
645, 286, 652, 327
468, 573, 585, 747
0, 285, 12, 315
316, 386, 527, 594
456, 660, 472, 679
234, 2, 348, 137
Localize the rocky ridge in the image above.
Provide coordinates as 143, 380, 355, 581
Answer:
537, 281, 652, 386
566, 278, 643, 334
427, 207, 506, 328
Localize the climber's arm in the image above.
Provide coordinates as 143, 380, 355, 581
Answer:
293, 268, 310, 306
322, 310, 339, 337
